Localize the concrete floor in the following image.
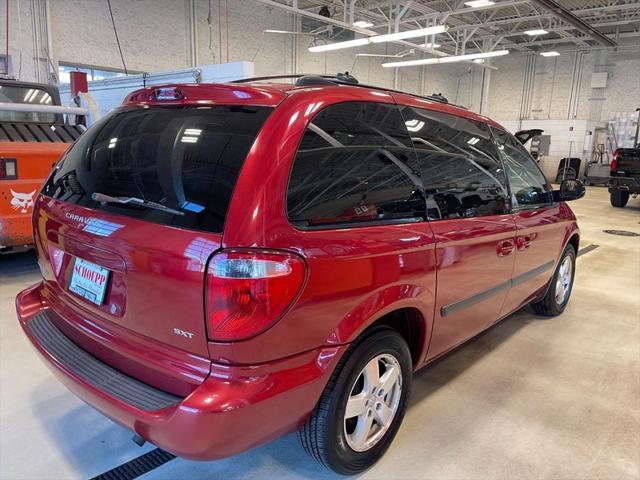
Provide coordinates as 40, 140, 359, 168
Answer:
1, 186, 639, 480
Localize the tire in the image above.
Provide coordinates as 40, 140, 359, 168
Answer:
531, 244, 576, 316
610, 190, 629, 208
299, 328, 412, 475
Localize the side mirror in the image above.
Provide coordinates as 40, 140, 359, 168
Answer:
557, 179, 586, 202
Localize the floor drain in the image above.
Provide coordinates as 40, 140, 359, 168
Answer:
603, 229, 640, 237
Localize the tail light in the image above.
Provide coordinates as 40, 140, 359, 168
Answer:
611, 150, 618, 173
0, 158, 18, 180
205, 249, 306, 342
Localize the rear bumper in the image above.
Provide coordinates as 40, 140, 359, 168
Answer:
609, 177, 640, 193
16, 282, 346, 460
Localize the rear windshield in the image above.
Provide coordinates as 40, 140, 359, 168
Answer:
42, 105, 272, 233
0, 85, 57, 123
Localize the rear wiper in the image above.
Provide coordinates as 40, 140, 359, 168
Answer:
91, 192, 185, 216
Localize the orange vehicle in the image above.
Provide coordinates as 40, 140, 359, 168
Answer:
0, 79, 84, 253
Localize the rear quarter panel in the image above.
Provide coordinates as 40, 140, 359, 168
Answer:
217, 87, 437, 365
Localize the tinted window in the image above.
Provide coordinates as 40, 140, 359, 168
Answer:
492, 127, 553, 208
0, 85, 57, 123
42, 105, 272, 233
401, 107, 509, 220
287, 102, 424, 227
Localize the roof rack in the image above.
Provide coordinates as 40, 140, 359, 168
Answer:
231, 73, 461, 108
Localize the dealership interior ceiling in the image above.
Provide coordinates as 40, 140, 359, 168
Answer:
1, 0, 639, 479
264, 0, 640, 52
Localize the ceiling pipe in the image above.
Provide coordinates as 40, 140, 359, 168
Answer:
531, 0, 617, 47
4, 0, 9, 76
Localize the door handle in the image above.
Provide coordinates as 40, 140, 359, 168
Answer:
497, 239, 515, 257
517, 234, 533, 250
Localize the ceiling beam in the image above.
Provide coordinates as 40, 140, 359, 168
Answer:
254, 0, 498, 69
531, 0, 617, 47
373, 0, 531, 27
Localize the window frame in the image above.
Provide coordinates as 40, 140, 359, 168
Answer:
490, 126, 556, 213
285, 100, 427, 231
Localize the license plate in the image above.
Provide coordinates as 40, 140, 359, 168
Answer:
69, 258, 110, 306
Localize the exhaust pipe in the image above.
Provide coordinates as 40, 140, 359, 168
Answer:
132, 434, 146, 447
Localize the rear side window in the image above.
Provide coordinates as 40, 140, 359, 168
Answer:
401, 106, 509, 220
42, 106, 272, 233
492, 127, 553, 208
286, 102, 425, 228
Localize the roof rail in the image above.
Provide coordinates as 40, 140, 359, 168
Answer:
231, 73, 357, 84
231, 72, 462, 108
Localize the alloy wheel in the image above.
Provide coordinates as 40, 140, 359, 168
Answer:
555, 255, 573, 304
343, 354, 403, 452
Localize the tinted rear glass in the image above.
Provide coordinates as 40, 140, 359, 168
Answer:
0, 85, 57, 123
42, 105, 272, 233
401, 106, 509, 220
287, 102, 425, 228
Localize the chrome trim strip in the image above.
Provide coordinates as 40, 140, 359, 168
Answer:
440, 260, 555, 317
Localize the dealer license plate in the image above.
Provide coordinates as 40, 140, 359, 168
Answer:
69, 258, 110, 306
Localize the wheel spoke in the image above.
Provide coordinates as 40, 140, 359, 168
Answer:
345, 392, 368, 419
378, 364, 400, 395
351, 412, 374, 450
363, 358, 379, 391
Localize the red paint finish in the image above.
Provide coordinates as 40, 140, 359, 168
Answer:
501, 203, 579, 316
16, 80, 579, 461
17, 284, 346, 460
33, 195, 221, 359
426, 215, 516, 360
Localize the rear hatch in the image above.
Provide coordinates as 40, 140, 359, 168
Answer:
36, 102, 273, 358
614, 148, 640, 177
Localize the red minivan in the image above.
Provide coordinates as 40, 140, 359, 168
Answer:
16, 75, 584, 474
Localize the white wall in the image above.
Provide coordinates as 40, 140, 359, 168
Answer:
2, 0, 639, 174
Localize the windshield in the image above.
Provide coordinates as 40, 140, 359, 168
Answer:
0, 85, 57, 123
42, 105, 273, 233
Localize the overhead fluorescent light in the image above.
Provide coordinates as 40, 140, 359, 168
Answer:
309, 38, 370, 52
525, 29, 549, 36
464, 0, 495, 8
353, 20, 374, 28
382, 49, 509, 68
369, 25, 448, 43
540, 51, 560, 56
419, 42, 441, 49
473, 58, 485, 63
309, 25, 447, 53
405, 119, 425, 132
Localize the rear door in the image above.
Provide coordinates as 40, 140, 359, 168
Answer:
492, 128, 564, 317
399, 106, 516, 360
37, 105, 272, 356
